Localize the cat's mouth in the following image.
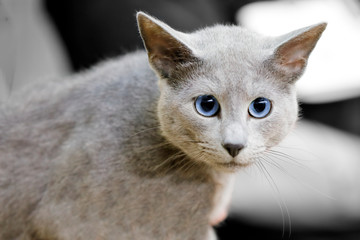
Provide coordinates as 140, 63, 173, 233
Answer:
215, 161, 251, 170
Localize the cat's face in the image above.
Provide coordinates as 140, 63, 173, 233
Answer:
137, 12, 326, 171
156, 59, 298, 170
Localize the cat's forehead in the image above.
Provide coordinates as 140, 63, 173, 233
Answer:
188, 26, 274, 86
187, 69, 282, 102
183, 26, 279, 99
190, 25, 272, 62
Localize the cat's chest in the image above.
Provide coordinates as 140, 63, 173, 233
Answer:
209, 172, 235, 226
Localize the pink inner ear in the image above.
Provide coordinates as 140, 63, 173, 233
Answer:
280, 46, 308, 73
137, 13, 196, 78
274, 22, 327, 77
281, 58, 306, 74
284, 47, 307, 64
276, 34, 316, 75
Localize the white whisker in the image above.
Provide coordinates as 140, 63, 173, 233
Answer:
255, 159, 292, 238
265, 149, 309, 170
128, 125, 161, 138
262, 153, 335, 201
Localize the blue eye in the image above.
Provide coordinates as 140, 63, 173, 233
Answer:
195, 95, 220, 117
248, 97, 272, 118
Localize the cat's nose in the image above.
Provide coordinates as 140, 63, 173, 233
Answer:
223, 143, 244, 158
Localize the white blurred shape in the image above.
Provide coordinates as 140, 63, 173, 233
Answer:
231, 120, 360, 228
238, 0, 360, 103
0, 0, 70, 100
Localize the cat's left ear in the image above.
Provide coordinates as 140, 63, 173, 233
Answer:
269, 23, 327, 82
137, 12, 199, 81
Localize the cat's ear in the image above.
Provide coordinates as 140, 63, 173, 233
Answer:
269, 23, 327, 82
137, 12, 198, 80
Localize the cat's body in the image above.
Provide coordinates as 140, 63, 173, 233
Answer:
0, 51, 218, 239
0, 12, 326, 240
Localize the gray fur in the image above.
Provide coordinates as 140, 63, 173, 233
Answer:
0, 12, 326, 240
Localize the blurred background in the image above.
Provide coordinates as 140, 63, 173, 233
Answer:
0, 0, 359, 239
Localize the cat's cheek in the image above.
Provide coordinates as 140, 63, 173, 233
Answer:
158, 99, 212, 159
266, 120, 295, 148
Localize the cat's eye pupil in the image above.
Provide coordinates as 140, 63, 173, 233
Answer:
253, 99, 266, 112
195, 95, 220, 117
201, 96, 215, 112
248, 97, 271, 119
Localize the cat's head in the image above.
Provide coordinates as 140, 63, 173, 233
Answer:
137, 12, 326, 172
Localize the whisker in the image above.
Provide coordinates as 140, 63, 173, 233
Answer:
273, 145, 315, 157
271, 144, 320, 165
200, 148, 219, 155
128, 125, 161, 139
262, 154, 296, 177
262, 153, 335, 201
261, 160, 287, 180
136, 141, 173, 153
256, 159, 292, 239
177, 157, 197, 174
152, 151, 187, 172
265, 149, 310, 171
183, 140, 207, 144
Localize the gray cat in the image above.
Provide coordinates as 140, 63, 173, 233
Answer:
0, 12, 326, 240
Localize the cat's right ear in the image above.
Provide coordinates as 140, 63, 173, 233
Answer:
137, 12, 198, 81
268, 23, 327, 83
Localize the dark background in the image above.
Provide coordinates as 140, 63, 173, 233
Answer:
43, 0, 360, 239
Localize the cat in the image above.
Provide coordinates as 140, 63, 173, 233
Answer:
0, 11, 326, 240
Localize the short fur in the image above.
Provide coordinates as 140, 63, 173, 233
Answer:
0, 12, 326, 240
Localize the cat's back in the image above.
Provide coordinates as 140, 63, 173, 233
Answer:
0, 50, 156, 149
1, 50, 155, 116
